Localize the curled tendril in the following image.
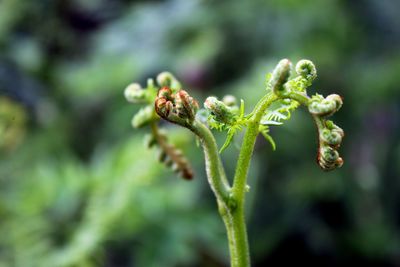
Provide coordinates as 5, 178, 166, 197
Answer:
314, 114, 344, 171
266, 59, 344, 171
308, 94, 343, 117
126, 61, 345, 178
268, 58, 292, 94
295, 59, 317, 82
320, 123, 344, 147
318, 146, 343, 171
308, 92, 344, 171
155, 87, 199, 126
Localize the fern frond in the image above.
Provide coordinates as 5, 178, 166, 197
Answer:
261, 99, 299, 126
258, 99, 300, 150
149, 124, 194, 179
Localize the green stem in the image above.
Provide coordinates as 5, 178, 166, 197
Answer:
190, 121, 231, 204
190, 93, 279, 267
232, 93, 277, 200
189, 120, 250, 267
223, 93, 277, 267
218, 201, 238, 266
230, 205, 250, 267
189, 121, 240, 266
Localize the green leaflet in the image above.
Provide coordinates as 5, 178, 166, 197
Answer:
258, 99, 300, 150
261, 99, 299, 124
258, 125, 276, 151
219, 122, 243, 153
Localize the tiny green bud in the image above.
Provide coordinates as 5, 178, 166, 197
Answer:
124, 83, 147, 103
269, 59, 292, 94
156, 71, 181, 90
222, 95, 237, 107
204, 96, 236, 124
157, 72, 173, 86
296, 59, 317, 82
147, 78, 155, 89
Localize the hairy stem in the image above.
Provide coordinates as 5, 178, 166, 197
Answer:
232, 93, 277, 200
190, 119, 255, 267
189, 121, 242, 266
220, 92, 278, 267
218, 202, 238, 266
189, 120, 231, 203
190, 93, 279, 267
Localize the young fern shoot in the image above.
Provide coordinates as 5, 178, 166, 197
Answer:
124, 59, 344, 267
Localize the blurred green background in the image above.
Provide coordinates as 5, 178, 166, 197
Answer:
1, 0, 400, 266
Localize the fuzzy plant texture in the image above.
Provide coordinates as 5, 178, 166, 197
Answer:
124, 59, 344, 267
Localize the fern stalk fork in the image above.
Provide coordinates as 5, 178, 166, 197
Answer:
124, 60, 344, 267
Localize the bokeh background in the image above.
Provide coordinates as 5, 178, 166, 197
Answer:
1, 0, 400, 266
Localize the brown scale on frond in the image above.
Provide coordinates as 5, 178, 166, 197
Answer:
155, 87, 174, 120
149, 123, 194, 180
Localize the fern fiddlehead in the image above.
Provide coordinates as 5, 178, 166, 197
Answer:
266, 59, 344, 171
155, 87, 199, 127
124, 74, 195, 179
125, 59, 344, 267
148, 123, 194, 179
